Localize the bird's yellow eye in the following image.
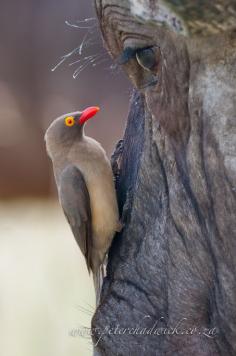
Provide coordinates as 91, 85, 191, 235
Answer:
65, 116, 75, 127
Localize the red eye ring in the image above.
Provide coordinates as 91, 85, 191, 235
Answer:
65, 116, 75, 127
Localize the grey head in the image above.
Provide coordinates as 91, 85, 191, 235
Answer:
45, 107, 100, 160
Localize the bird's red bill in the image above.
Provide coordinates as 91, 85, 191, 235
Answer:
79, 106, 100, 125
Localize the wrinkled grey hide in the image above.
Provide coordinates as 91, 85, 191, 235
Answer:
92, 1, 236, 355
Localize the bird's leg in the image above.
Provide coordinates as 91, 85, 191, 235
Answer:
115, 188, 133, 233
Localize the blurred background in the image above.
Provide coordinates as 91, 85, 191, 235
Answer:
0, 0, 130, 355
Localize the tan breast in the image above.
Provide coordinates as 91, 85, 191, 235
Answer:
69, 136, 119, 250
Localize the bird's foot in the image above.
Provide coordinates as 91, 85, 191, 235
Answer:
116, 220, 124, 233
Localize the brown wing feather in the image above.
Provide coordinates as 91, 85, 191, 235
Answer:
58, 165, 92, 272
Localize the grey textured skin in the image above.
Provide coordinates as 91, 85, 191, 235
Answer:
92, 1, 236, 355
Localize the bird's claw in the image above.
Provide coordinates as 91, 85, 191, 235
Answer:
116, 220, 124, 233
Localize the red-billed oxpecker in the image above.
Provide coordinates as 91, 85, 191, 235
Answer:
45, 107, 121, 297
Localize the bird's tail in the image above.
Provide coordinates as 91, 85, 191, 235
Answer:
93, 264, 106, 306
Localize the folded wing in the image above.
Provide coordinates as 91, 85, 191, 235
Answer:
58, 165, 92, 272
